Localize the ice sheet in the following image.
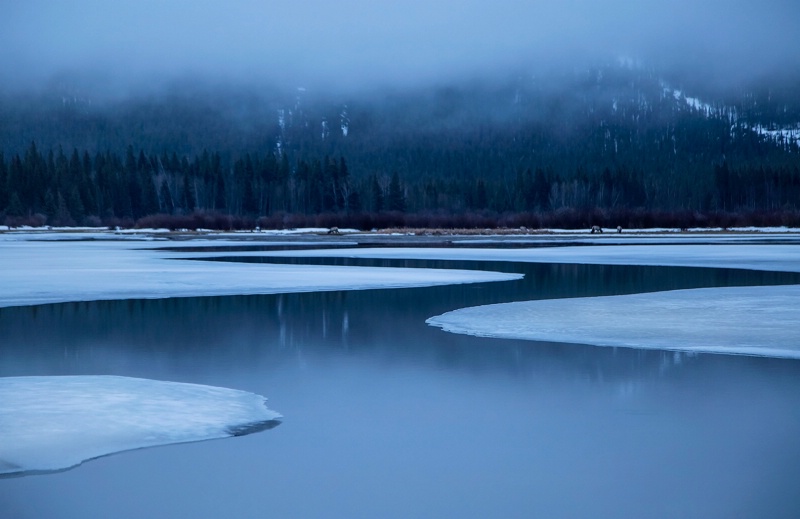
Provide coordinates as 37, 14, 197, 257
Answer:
237, 242, 800, 273
458, 232, 800, 245
0, 376, 281, 476
248, 240, 800, 358
3, 231, 798, 358
427, 285, 800, 358
0, 238, 520, 308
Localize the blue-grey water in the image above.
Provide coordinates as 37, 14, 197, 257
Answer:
1, 259, 800, 518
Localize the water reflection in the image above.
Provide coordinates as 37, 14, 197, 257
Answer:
2, 262, 797, 380
1, 261, 799, 518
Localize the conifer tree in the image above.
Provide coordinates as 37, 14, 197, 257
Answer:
0, 152, 7, 209
387, 172, 405, 212
6, 192, 24, 217
370, 175, 383, 212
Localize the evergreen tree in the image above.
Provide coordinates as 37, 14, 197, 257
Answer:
0, 152, 7, 210
241, 155, 258, 215
137, 176, 154, 216
159, 180, 173, 213
533, 168, 550, 210
387, 172, 405, 212
371, 175, 383, 212
6, 192, 24, 217
474, 179, 488, 209
322, 156, 339, 211
43, 189, 57, 222
309, 159, 324, 213
67, 185, 85, 223
54, 191, 73, 226
348, 189, 361, 212
182, 173, 195, 213
214, 167, 226, 211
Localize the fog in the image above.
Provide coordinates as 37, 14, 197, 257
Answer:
2, 0, 799, 96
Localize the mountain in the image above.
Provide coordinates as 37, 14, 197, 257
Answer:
1, 61, 799, 227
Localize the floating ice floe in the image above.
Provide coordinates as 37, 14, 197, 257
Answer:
427, 285, 800, 359
0, 376, 281, 477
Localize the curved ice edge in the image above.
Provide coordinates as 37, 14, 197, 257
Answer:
0, 375, 282, 478
0, 422, 282, 480
426, 285, 800, 360
227, 418, 283, 436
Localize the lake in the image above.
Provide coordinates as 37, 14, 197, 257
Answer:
2, 256, 800, 518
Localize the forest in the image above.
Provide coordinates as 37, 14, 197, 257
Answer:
2, 64, 799, 230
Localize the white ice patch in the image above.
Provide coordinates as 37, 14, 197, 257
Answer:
0, 238, 520, 308
427, 285, 800, 359
246, 242, 800, 273
0, 376, 281, 477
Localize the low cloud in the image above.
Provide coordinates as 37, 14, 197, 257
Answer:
2, 0, 798, 95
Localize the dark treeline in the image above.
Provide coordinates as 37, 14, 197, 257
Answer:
2, 64, 800, 229
2, 140, 799, 230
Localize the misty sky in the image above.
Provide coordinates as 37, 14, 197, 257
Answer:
2, 0, 798, 93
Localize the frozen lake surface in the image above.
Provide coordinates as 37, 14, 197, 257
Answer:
0, 234, 519, 308
1, 231, 799, 518
428, 284, 800, 358
0, 376, 280, 477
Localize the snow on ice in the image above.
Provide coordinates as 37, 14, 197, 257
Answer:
0, 376, 281, 477
3, 230, 800, 358
0, 234, 520, 308
427, 285, 800, 359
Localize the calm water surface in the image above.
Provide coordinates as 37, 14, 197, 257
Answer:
1, 259, 799, 519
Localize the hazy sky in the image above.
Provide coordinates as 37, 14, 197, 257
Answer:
2, 0, 798, 93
